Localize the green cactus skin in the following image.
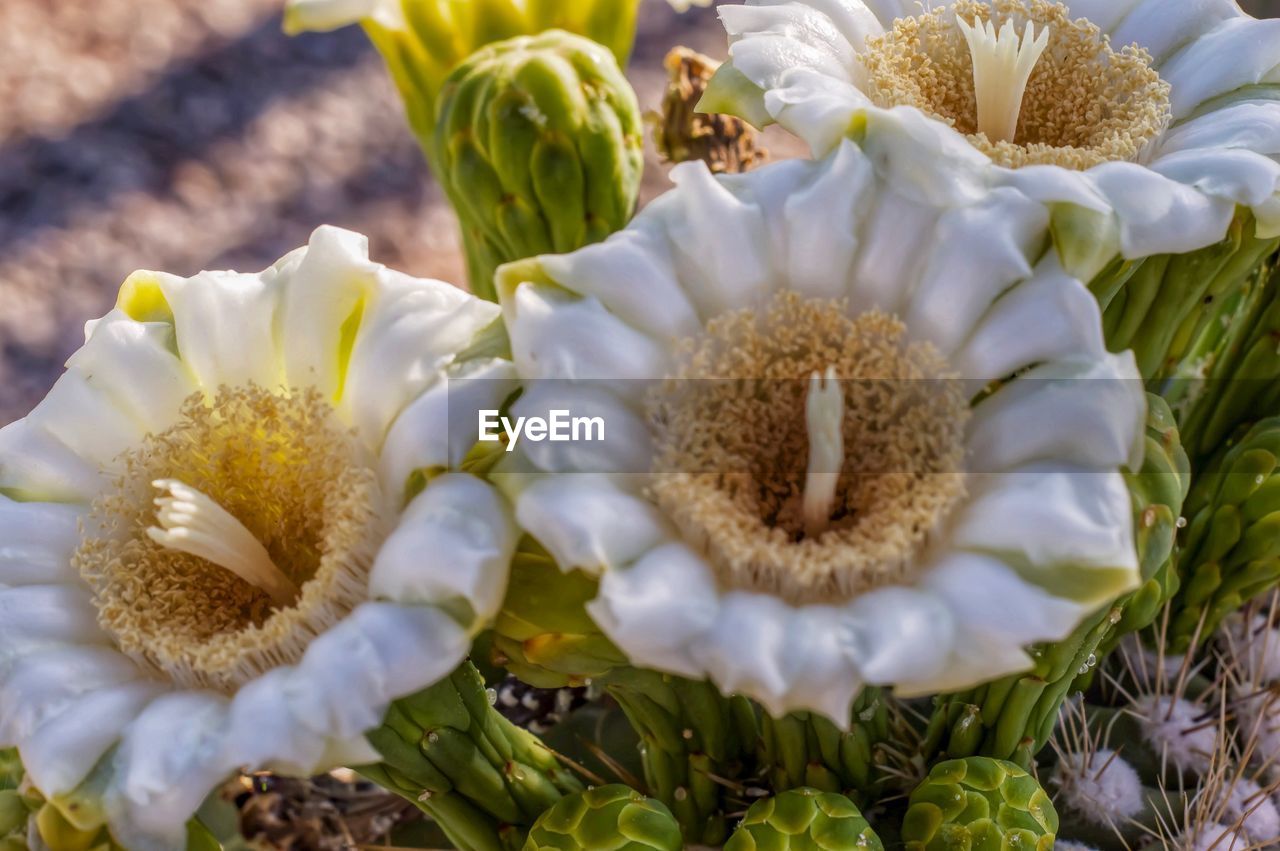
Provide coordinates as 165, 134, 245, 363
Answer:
1090, 211, 1280, 391
724, 788, 883, 851
1169, 417, 1280, 654
756, 692, 893, 808
604, 669, 760, 847
521, 785, 681, 851
433, 30, 644, 299
361, 662, 584, 851
901, 758, 1057, 851
923, 394, 1190, 765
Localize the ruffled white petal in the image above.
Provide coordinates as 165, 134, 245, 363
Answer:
19, 682, 163, 798
66, 310, 196, 437
1060, 0, 1142, 34
951, 257, 1105, 382
505, 284, 670, 381
1087, 162, 1237, 257
0, 496, 83, 587
841, 587, 954, 686
0, 646, 142, 745
0, 586, 110, 675
21, 371, 148, 477
503, 381, 653, 475
514, 474, 672, 575
370, 473, 517, 626
966, 352, 1146, 474
587, 543, 722, 680
952, 463, 1139, 593
1157, 101, 1280, 158
1159, 17, 1280, 120
1109, 0, 1238, 66
342, 268, 500, 446
377, 357, 520, 495
0, 419, 101, 503
106, 692, 232, 851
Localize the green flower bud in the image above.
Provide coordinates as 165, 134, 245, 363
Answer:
487, 547, 626, 688
902, 758, 1057, 851
724, 788, 883, 851
1169, 417, 1280, 653
363, 661, 584, 850
522, 785, 681, 851
433, 30, 643, 298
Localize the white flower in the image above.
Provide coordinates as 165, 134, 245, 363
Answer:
494, 142, 1144, 722
0, 227, 519, 849
706, 0, 1280, 277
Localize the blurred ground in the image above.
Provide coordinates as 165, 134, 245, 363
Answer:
0, 0, 1278, 423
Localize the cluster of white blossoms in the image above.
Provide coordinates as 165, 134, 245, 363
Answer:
4, 0, 1280, 848
706, 0, 1280, 277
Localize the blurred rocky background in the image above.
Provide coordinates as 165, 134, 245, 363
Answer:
0, 0, 1277, 423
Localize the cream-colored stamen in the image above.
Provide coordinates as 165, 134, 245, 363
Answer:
957, 16, 1049, 143
803, 367, 844, 539
147, 479, 300, 607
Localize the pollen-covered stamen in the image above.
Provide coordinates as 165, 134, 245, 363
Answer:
148, 479, 300, 607
803, 367, 844, 539
957, 17, 1049, 144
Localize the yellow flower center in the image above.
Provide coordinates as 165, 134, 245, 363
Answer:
862, 0, 1171, 170
647, 292, 970, 605
74, 385, 386, 693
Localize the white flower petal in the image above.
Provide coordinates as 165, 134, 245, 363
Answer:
0, 646, 142, 745
22, 371, 147, 477
966, 352, 1146, 474
0, 586, 110, 675
721, 5, 861, 90
0, 497, 83, 587
506, 382, 653, 475
847, 189, 941, 317
342, 270, 499, 446
893, 629, 1035, 697
370, 474, 517, 626
1061, 0, 1143, 34
278, 226, 380, 399
841, 587, 954, 686
696, 596, 864, 721
1150, 148, 1280, 213
20, 682, 163, 798
378, 357, 520, 495
1110, 0, 1238, 65
0, 419, 100, 503
160, 268, 283, 392
538, 220, 702, 340
1160, 17, 1280, 120
904, 188, 1045, 356
1089, 162, 1237, 257
952, 257, 1105, 382
1157, 101, 1280, 158
506, 284, 670, 381
587, 543, 721, 679
66, 310, 196, 437
515, 474, 671, 574
924, 552, 1094, 648
661, 162, 775, 317
107, 692, 231, 851
287, 603, 469, 740
952, 463, 1139, 594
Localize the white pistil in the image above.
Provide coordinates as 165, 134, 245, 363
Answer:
147, 479, 300, 606
803, 367, 845, 539
957, 16, 1051, 143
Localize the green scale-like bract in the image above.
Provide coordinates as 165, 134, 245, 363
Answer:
724, 788, 883, 851
521, 785, 681, 851
901, 758, 1057, 851
433, 30, 644, 299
